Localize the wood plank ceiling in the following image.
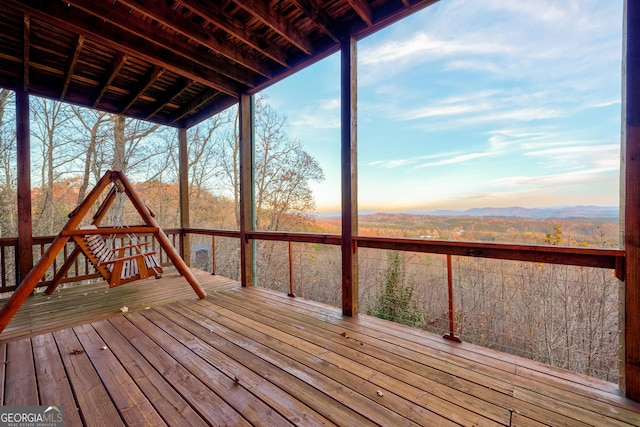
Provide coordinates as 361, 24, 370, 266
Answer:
0, 0, 439, 128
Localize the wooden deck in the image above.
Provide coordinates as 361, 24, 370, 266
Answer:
0, 270, 639, 426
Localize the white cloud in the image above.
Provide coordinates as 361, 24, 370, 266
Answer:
415, 151, 493, 168
290, 98, 341, 130
444, 60, 501, 74
399, 89, 562, 124
367, 152, 456, 169
592, 100, 621, 108
494, 168, 616, 187
360, 32, 511, 66
367, 159, 414, 169
359, 0, 621, 86
525, 142, 619, 166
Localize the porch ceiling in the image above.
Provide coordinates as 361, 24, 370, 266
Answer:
1, 0, 438, 128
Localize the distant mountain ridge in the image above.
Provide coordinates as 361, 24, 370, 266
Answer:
420, 206, 618, 219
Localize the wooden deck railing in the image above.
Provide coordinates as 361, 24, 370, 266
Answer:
0, 230, 183, 294
186, 228, 624, 272
185, 228, 625, 341
2, 228, 625, 341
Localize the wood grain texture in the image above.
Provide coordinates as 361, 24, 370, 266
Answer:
623, 0, 640, 402
341, 36, 358, 316
1, 271, 638, 426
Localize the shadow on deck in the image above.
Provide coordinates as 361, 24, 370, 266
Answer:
0, 269, 638, 426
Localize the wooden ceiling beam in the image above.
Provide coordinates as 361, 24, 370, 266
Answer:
169, 88, 219, 125
145, 78, 192, 120
288, 0, 341, 42
66, 0, 259, 86
92, 52, 127, 108
120, 66, 165, 115
23, 12, 29, 91
347, 0, 373, 26
61, 34, 84, 101
235, 0, 314, 55
8, 0, 244, 96
179, 0, 289, 67
114, 0, 277, 76
183, 96, 239, 129
349, 0, 440, 40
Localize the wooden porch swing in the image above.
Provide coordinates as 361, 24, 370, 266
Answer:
0, 170, 206, 334
73, 224, 163, 288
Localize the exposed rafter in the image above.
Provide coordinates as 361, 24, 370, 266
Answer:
235, 0, 314, 55
120, 66, 165, 114
61, 34, 84, 101
93, 52, 127, 108
9, 0, 244, 96
348, 0, 373, 26
67, 0, 259, 87
169, 88, 220, 125
289, 0, 341, 42
179, 0, 289, 67
1, 0, 442, 127
145, 78, 193, 120
113, 0, 275, 77
183, 96, 239, 129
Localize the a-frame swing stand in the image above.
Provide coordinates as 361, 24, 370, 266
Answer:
0, 170, 206, 334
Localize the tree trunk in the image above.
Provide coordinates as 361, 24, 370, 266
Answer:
112, 115, 126, 173
111, 114, 126, 225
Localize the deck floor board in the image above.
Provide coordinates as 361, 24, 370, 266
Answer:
0, 269, 638, 426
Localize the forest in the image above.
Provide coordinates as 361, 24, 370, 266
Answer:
0, 88, 621, 383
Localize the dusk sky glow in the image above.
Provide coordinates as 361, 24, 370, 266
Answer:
262, 0, 623, 213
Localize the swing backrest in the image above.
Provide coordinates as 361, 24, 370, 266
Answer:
84, 232, 116, 272
76, 225, 163, 287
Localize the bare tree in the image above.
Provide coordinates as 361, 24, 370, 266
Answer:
71, 106, 111, 204
31, 98, 76, 235
109, 114, 164, 224
217, 97, 324, 230
110, 115, 165, 174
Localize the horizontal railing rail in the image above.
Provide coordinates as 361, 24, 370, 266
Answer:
185, 228, 625, 349
1, 227, 627, 382
0, 230, 183, 294
354, 236, 625, 272
3, 229, 624, 294
186, 228, 624, 272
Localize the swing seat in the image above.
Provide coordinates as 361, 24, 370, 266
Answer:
74, 226, 163, 288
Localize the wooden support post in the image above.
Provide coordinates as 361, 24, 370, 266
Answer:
288, 241, 294, 297
0, 172, 114, 333
178, 127, 191, 266
443, 254, 461, 343
211, 235, 216, 275
341, 36, 358, 316
15, 89, 33, 284
239, 93, 255, 287
115, 172, 206, 299
622, 0, 640, 402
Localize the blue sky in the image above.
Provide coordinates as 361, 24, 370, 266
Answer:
262, 0, 623, 213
